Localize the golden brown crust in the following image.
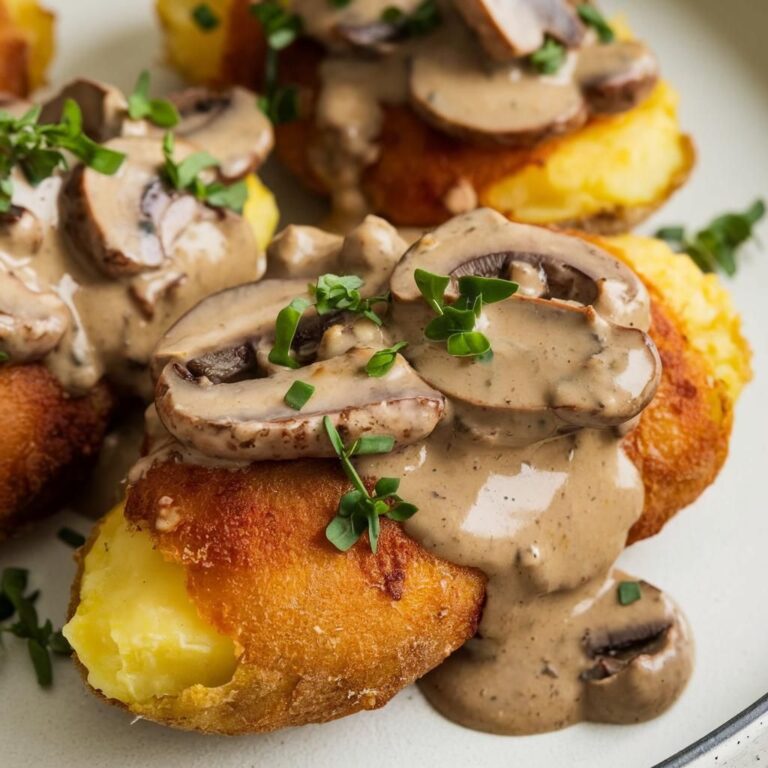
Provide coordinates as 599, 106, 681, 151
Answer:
623, 293, 732, 544
0, 364, 114, 540
118, 460, 485, 733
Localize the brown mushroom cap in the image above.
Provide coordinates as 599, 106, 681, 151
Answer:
454, 0, 585, 61
409, 27, 658, 146
40, 78, 129, 142
170, 87, 273, 181
155, 346, 445, 462
389, 209, 660, 444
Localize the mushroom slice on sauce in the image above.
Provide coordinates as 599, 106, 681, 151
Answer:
155, 346, 445, 462
0, 269, 70, 361
151, 279, 308, 381
40, 78, 129, 142
454, 0, 585, 61
61, 136, 254, 280
170, 87, 273, 181
389, 209, 659, 444
582, 580, 692, 725
409, 31, 658, 146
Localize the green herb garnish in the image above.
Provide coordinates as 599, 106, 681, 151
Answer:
323, 416, 416, 553
380, 0, 441, 37
250, 0, 302, 124
161, 131, 248, 214
57, 527, 86, 548
0, 100, 125, 212
655, 199, 765, 276
192, 2, 221, 30
328, 0, 352, 6
415, 270, 518, 360
284, 379, 315, 410
365, 341, 408, 378
529, 38, 567, 75
0, 567, 72, 687
617, 580, 642, 606
127, 71, 180, 128
577, 3, 615, 43
269, 274, 389, 370
0, 350, 7, 363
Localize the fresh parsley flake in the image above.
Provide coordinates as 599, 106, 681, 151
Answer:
127, 71, 180, 128
414, 269, 517, 360
0, 350, 8, 363
0, 101, 125, 212
329, 0, 353, 7
323, 416, 416, 553
655, 199, 765, 276
161, 131, 248, 213
192, 3, 221, 30
0, 567, 72, 687
529, 37, 567, 75
577, 3, 615, 43
57, 527, 86, 548
380, 0, 441, 37
365, 341, 408, 378
617, 580, 642, 606
284, 379, 315, 410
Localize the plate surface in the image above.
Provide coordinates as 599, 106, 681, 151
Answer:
1, 1, 767, 766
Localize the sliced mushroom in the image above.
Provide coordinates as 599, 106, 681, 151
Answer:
40, 78, 128, 142
60, 136, 257, 282
410, 27, 658, 146
576, 40, 658, 115
454, 0, 585, 61
170, 87, 273, 181
389, 209, 659, 445
0, 267, 69, 361
151, 279, 308, 381
0, 205, 43, 255
582, 579, 693, 725
156, 346, 445, 461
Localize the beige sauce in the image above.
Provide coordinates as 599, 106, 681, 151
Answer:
297, 0, 658, 224
137, 209, 693, 735
0, 81, 273, 398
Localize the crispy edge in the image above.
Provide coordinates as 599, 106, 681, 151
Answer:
0, 364, 114, 540
69, 460, 485, 734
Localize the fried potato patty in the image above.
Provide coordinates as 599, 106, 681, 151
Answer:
599, 235, 751, 542
66, 460, 485, 734
0, 364, 114, 540
155, 1, 693, 233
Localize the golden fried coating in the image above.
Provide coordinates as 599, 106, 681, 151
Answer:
0, 364, 114, 540
624, 294, 732, 543
81, 460, 485, 733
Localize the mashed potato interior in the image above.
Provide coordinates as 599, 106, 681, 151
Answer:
483, 83, 691, 226
244, 173, 280, 251
63, 505, 237, 705
608, 235, 752, 400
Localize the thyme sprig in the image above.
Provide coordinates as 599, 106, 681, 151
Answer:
323, 416, 417, 553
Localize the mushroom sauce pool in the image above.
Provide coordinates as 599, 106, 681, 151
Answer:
137, 208, 694, 735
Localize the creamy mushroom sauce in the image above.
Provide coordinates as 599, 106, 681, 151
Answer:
0, 79, 273, 397
137, 208, 693, 734
290, 0, 658, 224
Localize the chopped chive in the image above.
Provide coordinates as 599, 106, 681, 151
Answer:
192, 3, 221, 30
284, 380, 315, 410
617, 580, 642, 606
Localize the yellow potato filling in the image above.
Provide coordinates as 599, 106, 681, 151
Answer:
483, 82, 691, 226
244, 173, 280, 251
64, 506, 237, 705
1, 0, 55, 88
608, 235, 752, 401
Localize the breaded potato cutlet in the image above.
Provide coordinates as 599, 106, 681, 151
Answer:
0, 364, 114, 539
65, 462, 485, 734
156, 0, 693, 232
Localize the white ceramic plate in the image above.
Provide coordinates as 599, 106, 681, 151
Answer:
2, 1, 767, 765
